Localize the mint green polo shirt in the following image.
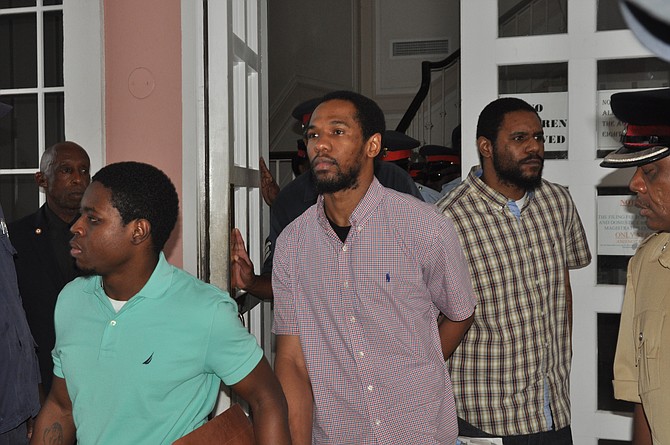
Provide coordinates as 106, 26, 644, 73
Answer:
53, 253, 264, 444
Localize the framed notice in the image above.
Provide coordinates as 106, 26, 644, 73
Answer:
500, 92, 568, 158
597, 194, 653, 256
596, 89, 628, 154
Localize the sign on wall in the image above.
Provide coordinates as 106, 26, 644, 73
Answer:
500, 92, 568, 157
597, 194, 653, 256
597, 89, 628, 150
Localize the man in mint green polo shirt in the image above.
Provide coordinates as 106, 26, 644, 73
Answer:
30, 162, 290, 445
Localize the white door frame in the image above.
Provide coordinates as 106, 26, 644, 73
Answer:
461, 1, 652, 443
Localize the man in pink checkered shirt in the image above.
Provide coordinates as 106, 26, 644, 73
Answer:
272, 90, 476, 445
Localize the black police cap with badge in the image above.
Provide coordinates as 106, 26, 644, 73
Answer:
600, 88, 670, 168
292, 97, 322, 129
380, 130, 420, 163
420, 144, 461, 181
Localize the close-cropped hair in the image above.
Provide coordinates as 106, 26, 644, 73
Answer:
40, 141, 87, 178
315, 90, 386, 142
476, 97, 539, 143
92, 161, 179, 254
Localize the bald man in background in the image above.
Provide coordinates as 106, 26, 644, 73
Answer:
9, 141, 91, 400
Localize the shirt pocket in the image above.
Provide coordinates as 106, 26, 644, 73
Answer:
634, 310, 665, 394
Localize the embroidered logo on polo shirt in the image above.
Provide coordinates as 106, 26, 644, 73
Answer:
143, 353, 154, 365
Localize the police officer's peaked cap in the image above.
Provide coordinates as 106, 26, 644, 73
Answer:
600, 88, 670, 168
380, 130, 420, 162
295, 138, 307, 159
291, 98, 322, 126
419, 144, 461, 165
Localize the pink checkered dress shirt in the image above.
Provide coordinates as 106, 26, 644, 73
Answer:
273, 178, 476, 445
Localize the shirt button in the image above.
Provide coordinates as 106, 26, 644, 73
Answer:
358, 351, 365, 357
110, 320, 117, 326
356, 226, 362, 232
639, 332, 644, 341
344, 281, 349, 288
367, 385, 374, 391
349, 316, 356, 323
374, 419, 381, 426
342, 245, 348, 252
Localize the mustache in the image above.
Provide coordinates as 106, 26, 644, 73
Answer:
311, 156, 338, 168
521, 154, 544, 162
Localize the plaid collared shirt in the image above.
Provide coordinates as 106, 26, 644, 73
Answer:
273, 178, 476, 445
438, 167, 591, 436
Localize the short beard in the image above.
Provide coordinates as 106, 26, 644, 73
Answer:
492, 148, 543, 190
78, 267, 97, 277
311, 159, 361, 194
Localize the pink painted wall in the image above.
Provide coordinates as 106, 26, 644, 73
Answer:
104, 0, 183, 266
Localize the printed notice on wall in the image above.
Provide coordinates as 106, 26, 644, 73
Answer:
597, 195, 653, 256
597, 89, 631, 149
500, 92, 567, 154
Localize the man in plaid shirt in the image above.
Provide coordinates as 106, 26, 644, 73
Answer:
438, 97, 591, 444
273, 90, 476, 445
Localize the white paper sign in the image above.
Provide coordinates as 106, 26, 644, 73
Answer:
597, 89, 628, 149
500, 92, 568, 153
597, 195, 654, 256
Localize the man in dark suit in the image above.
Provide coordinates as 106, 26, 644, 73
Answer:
9, 141, 90, 400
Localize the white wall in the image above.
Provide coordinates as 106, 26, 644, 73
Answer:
268, 0, 460, 151
267, 0, 357, 151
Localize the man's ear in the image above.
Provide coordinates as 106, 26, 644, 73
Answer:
477, 136, 493, 160
130, 219, 152, 245
366, 133, 382, 159
35, 171, 47, 189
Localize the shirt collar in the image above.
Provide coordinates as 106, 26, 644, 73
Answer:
467, 166, 536, 209
44, 204, 77, 230
85, 252, 173, 301
316, 177, 384, 232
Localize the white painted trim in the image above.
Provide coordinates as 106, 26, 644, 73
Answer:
180, 0, 202, 275
63, 0, 105, 174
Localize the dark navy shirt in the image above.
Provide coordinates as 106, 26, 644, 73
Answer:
0, 205, 40, 434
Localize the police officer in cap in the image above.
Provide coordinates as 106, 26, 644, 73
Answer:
290, 98, 322, 177
380, 130, 419, 170
259, 98, 320, 207
601, 87, 670, 445
379, 130, 440, 202
419, 144, 461, 204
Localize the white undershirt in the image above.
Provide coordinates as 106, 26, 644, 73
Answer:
108, 297, 128, 312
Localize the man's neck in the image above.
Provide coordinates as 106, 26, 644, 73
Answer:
480, 168, 527, 201
46, 201, 80, 224
101, 254, 159, 302
322, 174, 373, 227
